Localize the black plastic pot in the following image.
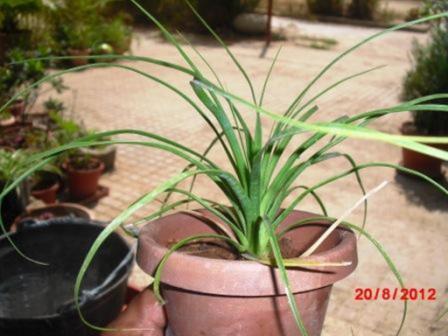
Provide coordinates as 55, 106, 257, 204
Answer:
0, 181, 26, 232
0, 218, 134, 336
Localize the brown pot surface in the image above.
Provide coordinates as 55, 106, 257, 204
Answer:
137, 210, 357, 336
64, 159, 104, 200
31, 181, 59, 204
68, 49, 91, 66
400, 122, 444, 178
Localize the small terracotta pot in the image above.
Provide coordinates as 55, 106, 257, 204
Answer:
80, 145, 117, 172
64, 158, 104, 200
9, 100, 26, 117
401, 122, 445, 179
31, 181, 60, 204
138, 210, 357, 336
68, 48, 91, 66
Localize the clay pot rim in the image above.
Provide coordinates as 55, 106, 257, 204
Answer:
140, 210, 353, 266
31, 180, 60, 194
12, 202, 95, 230
137, 210, 358, 296
64, 157, 105, 174
0, 115, 16, 127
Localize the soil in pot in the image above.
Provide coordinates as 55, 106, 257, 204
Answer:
137, 210, 358, 336
31, 177, 60, 204
64, 157, 104, 201
401, 122, 445, 179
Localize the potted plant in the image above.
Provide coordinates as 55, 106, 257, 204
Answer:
30, 171, 61, 204
401, 1, 448, 178
79, 132, 117, 172
0, 48, 65, 124
96, 16, 133, 55
50, 0, 117, 66
63, 155, 105, 201
65, 27, 94, 67
1, 3, 448, 335
51, 115, 105, 200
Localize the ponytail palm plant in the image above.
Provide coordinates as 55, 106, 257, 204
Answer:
1, 1, 448, 334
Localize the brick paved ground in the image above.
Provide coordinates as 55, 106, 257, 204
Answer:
41, 19, 447, 335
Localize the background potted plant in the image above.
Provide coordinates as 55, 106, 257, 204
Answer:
52, 115, 105, 200
80, 131, 117, 172
96, 16, 133, 55
30, 169, 61, 204
1, 2, 448, 335
401, 0, 448, 178
62, 154, 105, 201
49, 0, 130, 66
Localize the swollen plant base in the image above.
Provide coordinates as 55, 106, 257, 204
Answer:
138, 210, 357, 336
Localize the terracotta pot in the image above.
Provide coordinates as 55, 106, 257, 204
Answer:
137, 210, 358, 336
31, 180, 60, 204
12, 203, 94, 231
401, 122, 445, 179
68, 48, 91, 66
80, 145, 117, 172
9, 99, 26, 117
64, 158, 104, 200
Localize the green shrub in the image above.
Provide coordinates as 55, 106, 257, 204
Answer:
0, 0, 42, 33
348, 0, 379, 20
402, 20, 448, 135
96, 16, 133, 53
306, 0, 345, 17
120, 0, 260, 30
48, 0, 132, 53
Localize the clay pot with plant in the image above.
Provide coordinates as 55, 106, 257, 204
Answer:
50, 113, 105, 200
1, 2, 448, 336
401, 15, 448, 179
80, 133, 117, 172
63, 155, 104, 201
30, 170, 61, 204
63, 26, 95, 67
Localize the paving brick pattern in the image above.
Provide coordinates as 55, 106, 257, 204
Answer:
44, 20, 447, 335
